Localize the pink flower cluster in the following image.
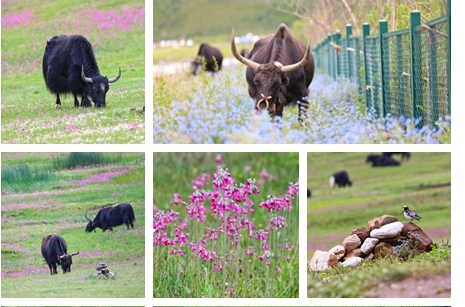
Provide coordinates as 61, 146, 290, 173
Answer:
67, 168, 135, 185
1, 9, 34, 28
258, 194, 293, 212
153, 163, 298, 280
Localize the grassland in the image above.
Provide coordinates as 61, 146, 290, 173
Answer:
153, 0, 300, 42
1, 152, 145, 298
153, 152, 299, 298
307, 152, 451, 297
1, 0, 145, 144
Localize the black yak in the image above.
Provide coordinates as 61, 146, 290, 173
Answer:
329, 170, 352, 187
366, 154, 400, 167
85, 203, 135, 232
231, 24, 314, 123
42, 34, 121, 108
382, 152, 411, 161
41, 234, 79, 275
191, 43, 223, 75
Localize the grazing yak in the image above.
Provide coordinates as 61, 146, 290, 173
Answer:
240, 47, 250, 59
382, 152, 411, 161
231, 23, 314, 123
85, 203, 135, 232
329, 170, 352, 187
307, 188, 311, 198
41, 234, 79, 275
42, 34, 121, 108
366, 154, 400, 167
191, 43, 223, 75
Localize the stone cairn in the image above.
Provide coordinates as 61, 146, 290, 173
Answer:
308, 215, 433, 271
96, 263, 115, 279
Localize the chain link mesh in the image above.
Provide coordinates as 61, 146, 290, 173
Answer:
382, 30, 413, 119
413, 16, 449, 126
312, 14, 449, 127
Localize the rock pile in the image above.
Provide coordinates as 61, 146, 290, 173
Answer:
308, 215, 433, 271
96, 263, 115, 279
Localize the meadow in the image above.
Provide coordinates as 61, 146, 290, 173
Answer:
153, 152, 299, 298
153, 65, 451, 144
1, 0, 145, 144
307, 152, 451, 297
1, 152, 145, 298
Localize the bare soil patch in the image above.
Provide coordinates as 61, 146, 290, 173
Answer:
367, 273, 451, 298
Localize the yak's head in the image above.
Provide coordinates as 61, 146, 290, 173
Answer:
81, 66, 121, 107
231, 29, 311, 115
365, 154, 376, 163
191, 55, 203, 75
84, 213, 96, 232
58, 252, 79, 273
250, 62, 290, 112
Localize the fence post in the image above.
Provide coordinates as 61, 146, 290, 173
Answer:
335, 31, 342, 78
362, 22, 372, 112
396, 34, 406, 116
331, 33, 338, 79
355, 37, 363, 95
429, 21, 439, 126
326, 34, 333, 80
346, 24, 353, 79
447, 0, 451, 114
410, 10, 423, 128
379, 20, 388, 118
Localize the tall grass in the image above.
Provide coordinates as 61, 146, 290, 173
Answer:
1, 164, 56, 192
51, 152, 123, 169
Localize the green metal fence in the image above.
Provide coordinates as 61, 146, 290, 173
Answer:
312, 6, 451, 128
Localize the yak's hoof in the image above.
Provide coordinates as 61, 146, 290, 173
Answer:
55, 104, 61, 109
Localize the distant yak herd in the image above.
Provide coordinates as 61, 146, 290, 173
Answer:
307, 153, 411, 198
41, 203, 135, 275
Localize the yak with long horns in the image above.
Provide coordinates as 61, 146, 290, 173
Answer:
42, 34, 121, 108
231, 24, 314, 123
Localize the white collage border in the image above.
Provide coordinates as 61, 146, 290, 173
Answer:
1, 0, 460, 306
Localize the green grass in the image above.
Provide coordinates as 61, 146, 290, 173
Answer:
307, 152, 451, 297
1, 152, 145, 298
153, 0, 300, 42
1, 0, 145, 144
308, 241, 451, 298
153, 152, 299, 298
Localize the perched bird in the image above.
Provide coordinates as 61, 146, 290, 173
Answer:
403, 205, 430, 223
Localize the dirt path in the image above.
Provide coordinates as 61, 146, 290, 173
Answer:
367, 273, 451, 298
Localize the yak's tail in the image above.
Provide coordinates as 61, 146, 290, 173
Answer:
329, 175, 335, 188
129, 206, 136, 229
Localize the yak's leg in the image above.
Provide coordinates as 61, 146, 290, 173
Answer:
55, 94, 62, 109
81, 93, 91, 108
73, 94, 79, 107
51, 263, 58, 274
297, 97, 309, 124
